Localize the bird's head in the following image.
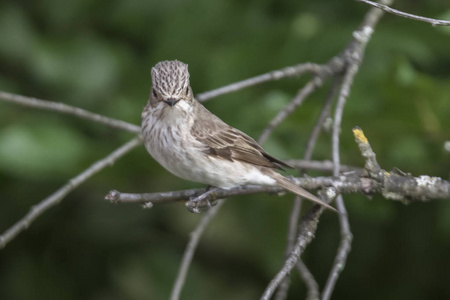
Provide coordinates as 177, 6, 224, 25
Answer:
149, 60, 194, 112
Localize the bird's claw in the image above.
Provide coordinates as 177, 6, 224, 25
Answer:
186, 188, 219, 213
186, 198, 212, 213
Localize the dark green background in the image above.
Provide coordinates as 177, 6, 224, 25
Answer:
1, 1, 449, 299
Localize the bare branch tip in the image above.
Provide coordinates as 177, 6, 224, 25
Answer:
356, 0, 450, 27
352, 126, 368, 144
105, 190, 120, 202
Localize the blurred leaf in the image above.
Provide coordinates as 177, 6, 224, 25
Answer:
291, 12, 322, 40
388, 136, 427, 167
261, 90, 291, 113
0, 121, 87, 178
30, 38, 120, 102
395, 58, 417, 86
0, 5, 36, 63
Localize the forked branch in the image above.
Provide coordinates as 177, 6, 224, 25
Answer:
0, 137, 142, 249
0, 91, 141, 134
357, 0, 450, 26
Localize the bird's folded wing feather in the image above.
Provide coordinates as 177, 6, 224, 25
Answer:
191, 104, 292, 170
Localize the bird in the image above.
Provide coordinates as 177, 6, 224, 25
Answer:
141, 60, 336, 212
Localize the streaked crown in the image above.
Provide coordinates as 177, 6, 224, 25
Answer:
151, 60, 190, 98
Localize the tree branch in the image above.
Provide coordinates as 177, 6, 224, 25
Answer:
357, 0, 450, 26
0, 91, 141, 134
258, 76, 324, 144
196, 63, 323, 102
322, 65, 357, 300
322, 0, 396, 295
105, 170, 450, 206
352, 127, 381, 178
170, 201, 225, 300
273, 197, 302, 300
260, 204, 324, 300
0, 137, 142, 249
296, 260, 320, 300
352, 127, 450, 203
274, 79, 339, 300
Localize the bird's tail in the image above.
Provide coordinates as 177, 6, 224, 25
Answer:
274, 175, 337, 212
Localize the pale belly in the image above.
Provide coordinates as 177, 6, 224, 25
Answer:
143, 123, 276, 189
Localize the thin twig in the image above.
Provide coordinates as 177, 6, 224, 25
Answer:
170, 201, 225, 300
275, 198, 321, 300
260, 205, 324, 300
274, 196, 302, 300
196, 63, 323, 102
297, 79, 340, 300
303, 78, 340, 161
259, 76, 324, 144
0, 137, 142, 249
296, 261, 320, 300
331, 67, 359, 176
321, 0, 395, 295
275, 79, 339, 300
357, 0, 450, 26
0, 91, 141, 134
321, 46, 361, 300
321, 194, 352, 300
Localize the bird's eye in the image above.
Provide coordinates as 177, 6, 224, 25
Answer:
185, 87, 189, 96
152, 88, 157, 98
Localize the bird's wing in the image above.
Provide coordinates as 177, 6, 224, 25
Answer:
191, 103, 292, 170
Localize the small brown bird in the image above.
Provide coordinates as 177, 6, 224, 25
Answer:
142, 60, 335, 211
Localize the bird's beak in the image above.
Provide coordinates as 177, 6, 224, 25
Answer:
163, 98, 180, 107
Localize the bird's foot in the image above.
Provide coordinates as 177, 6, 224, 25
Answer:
186, 187, 219, 213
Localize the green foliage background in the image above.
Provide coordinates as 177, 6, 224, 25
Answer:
1, 1, 450, 299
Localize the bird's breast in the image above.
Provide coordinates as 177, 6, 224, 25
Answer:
142, 109, 202, 180
141, 106, 277, 188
